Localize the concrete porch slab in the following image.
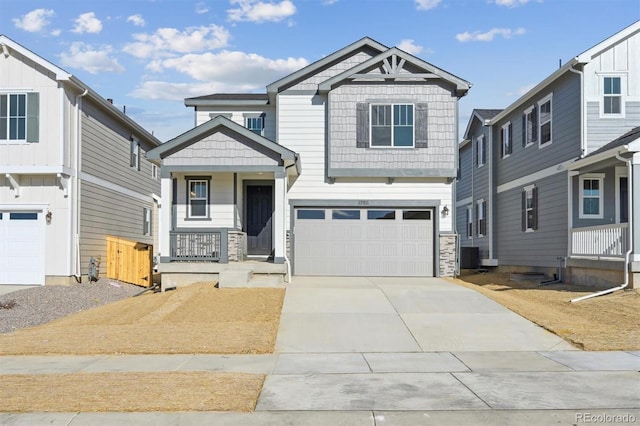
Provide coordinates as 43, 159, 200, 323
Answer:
452, 351, 572, 372
539, 350, 640, 371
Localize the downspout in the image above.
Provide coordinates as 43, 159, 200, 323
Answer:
283, 164, 296, 283
73, 89, 88, 281
568, 62, 586, 157
487, 124, 494, 263
571, 151, 632, 302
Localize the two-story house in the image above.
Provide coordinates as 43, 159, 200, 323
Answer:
0, 35, 161, 286
148, 37, 470, 287
457, 21, 640, 289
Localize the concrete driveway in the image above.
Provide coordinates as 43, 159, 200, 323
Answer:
276, 276, 574, 352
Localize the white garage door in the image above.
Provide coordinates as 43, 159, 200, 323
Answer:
0, 211, 45, 285
294, 208, 434, 276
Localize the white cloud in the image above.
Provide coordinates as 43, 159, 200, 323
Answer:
322, 0, 338, 4
227, 0, 296, 23
12, 8, 54, 32
59, 42, 125, 74
51, 29, 62, 37
195, 2, 209, 14
415, 0, 441, 10
507, 83, 536, 97
130, 81, 235, 101
127, 14, 145, 27
494, 0, 530, 7
123, 25, 231, 59
456, 27, 526, 42
397, 39, 423, 55
72, 12, 103, 34
150, 50, 308, 86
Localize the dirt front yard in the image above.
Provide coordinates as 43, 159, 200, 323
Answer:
452, 272, 640, 351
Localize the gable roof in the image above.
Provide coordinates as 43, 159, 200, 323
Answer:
318, 47, 471, 96
147, 115, 300, 172
567, 126, 640, 170
185, 93, 269, 107
0, 35, 160, 147
489, 20, 640, 125
266, 36, 388, 98
462, 108, 502, 141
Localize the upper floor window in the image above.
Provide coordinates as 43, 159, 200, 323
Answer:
522, 185, 538, 232
580, 174, 604, 219
475, 199, 486, 237
603, 76, 622, 115
130, 138, 140, 170
538, 94, 552, 147
476, 135, 486, 167
501, 122, 512, 158
370, 103, 414, 147
143, 207, 152, 236
246, 116, 264, 135
0, 92, 39, 143
151, 163, 159, 179
187, 177, 210, 219
522, 106, 537, 147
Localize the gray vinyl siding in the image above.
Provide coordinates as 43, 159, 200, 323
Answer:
328, 82, 457, 173
586, 102, 640, 153
494, 72, 582, 185
496, 172, 568, 268
457, 143, 472, 200
80, 181, 154, 276
81, 101, 160, 197
571, 166, 619, 228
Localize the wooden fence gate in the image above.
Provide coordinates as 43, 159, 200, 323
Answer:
106, 236, 153, 287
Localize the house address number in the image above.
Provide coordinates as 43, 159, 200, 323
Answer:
357, 200, 370, 206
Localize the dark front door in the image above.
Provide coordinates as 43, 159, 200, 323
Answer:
246, 184, 273, 255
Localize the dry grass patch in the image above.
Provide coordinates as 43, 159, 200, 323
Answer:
452, 272, 640, 351
0, 372, 264, 412
0, 282, 285, 355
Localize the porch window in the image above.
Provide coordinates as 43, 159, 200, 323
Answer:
466, 206, 473, 238
370, 104, 414, 147
476, 135, 486, 167
603, 76, 622, 115
501, 122, 512, 158
475, 200, 486, 237
522, 106, 537, 147
187, 178, 210, 219
538, 94, 552, 147
580, 174, 604, 219
522, 185, 538, 232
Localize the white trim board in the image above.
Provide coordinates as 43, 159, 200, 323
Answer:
496, 159, 576, 194
79, 172, 153, 203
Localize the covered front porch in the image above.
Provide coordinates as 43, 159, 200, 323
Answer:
146, 116, 300, 288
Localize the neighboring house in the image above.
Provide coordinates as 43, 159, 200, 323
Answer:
457, 20, 640, 288
148, 37, 470, 286
0, 35, 161, 286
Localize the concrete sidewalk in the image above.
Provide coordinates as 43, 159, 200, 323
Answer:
1, 277, 639, 425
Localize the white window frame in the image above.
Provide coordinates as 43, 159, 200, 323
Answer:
476, 135, 486, 167
131, 138, 140, 170
0, 93, 28, 143
601, 74, 625, 118
151, 163, 159, 180
579, 173, 604, 219
523, 184, 535, 232
501, 122, 512, 159
187, 178, 210, 219
476, 199, 486, 238
523, 105, 537, 147
466, 206, 473, 238
143, 207, 152, 236
538, 93, 552, 148
246, 115, 264, 135
369, 103, 415, 148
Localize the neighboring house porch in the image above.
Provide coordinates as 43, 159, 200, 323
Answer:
147, 115, 300, 288
565, 126, 640, 288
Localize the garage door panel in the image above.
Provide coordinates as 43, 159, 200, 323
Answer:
0, 211, 45, 285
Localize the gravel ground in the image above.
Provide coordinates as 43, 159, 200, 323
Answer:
0, 279, 147, 333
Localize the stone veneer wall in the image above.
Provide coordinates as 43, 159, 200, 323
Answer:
439, 232, 457, 277
228, 231, 246, 262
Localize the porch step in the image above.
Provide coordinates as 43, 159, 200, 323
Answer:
218, 269, 253, 287
247, 274, 285, 288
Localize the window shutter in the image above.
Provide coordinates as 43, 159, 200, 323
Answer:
532, 108, 538, 141
521, 115, 526, 147
521, 190, 527, 232
26, 92, 39, 143
480, 201, 487, 236
474, 203, 479, 237
356, 103, 369, 148
500, 131, 504, 158
475, 139, 478, 167
532, 187, 538, 230
130, 139, 136, 167
415, 103, 428, 148
508, 123, 513, 154
481, 137, 486, 164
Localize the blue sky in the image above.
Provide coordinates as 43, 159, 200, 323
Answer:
2, 0, 640, 141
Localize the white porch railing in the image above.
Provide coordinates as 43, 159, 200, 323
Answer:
570, 223, 629, 258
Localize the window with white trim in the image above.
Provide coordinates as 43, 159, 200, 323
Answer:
370, 103, 414, 147
603, 76, 622, 115
476, 135, 486, 167
143, 207, 152, 236
475, 199, 486, 237
130, 138, 140, 170
466, 206, 473, 238
151, 164, 159, 179
0, 92, 39, 143
522, 185, 538, 232
246, 116, 264, 135
187, 178, 209, 218
538, 94, 552, 147
522, 106, 537, 147
501, 122, 512, 158
579, 174, 604, 219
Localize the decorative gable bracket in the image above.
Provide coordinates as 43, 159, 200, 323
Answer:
57, 173, 70, 197
5, 174, 19, 197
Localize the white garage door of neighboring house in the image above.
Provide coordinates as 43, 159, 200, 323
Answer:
0, 211, 46, 285
294, 207, 434, 277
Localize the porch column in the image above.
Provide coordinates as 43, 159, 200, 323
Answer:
273, 170, 286, 264
632, 153, 640, 262
159, 176, 172, 262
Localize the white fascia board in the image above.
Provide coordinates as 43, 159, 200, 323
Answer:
566, 146, 631, 170
496, 159, 576, 193
0, 166, 75, 176
0, 35, 71, 81
577, 21, 640, 62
